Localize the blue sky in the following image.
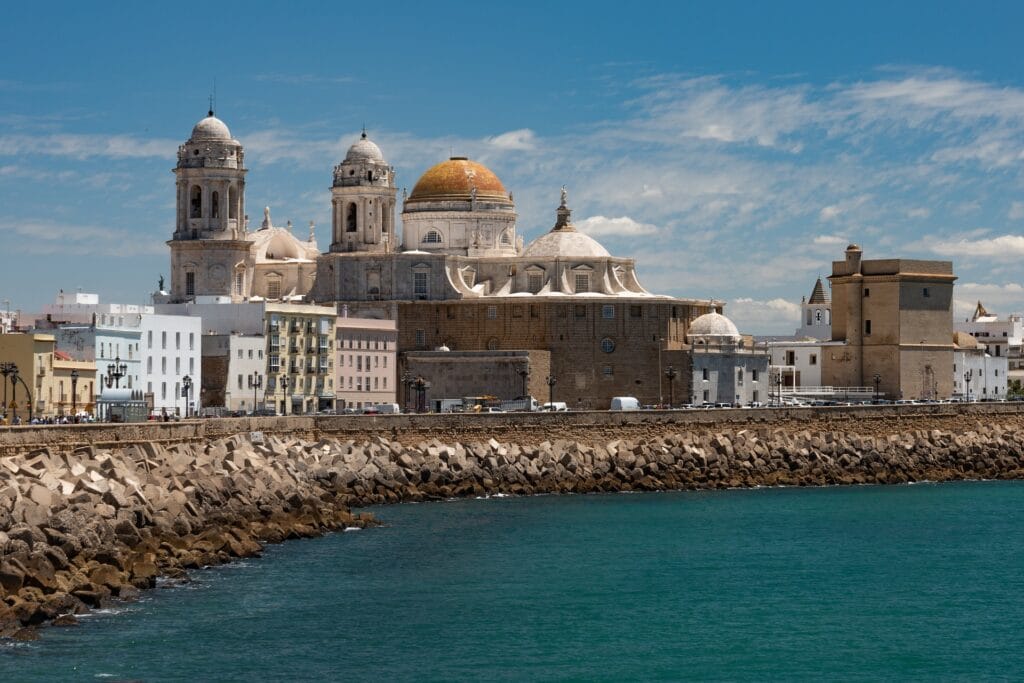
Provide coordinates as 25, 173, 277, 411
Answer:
3, 1, 1024, 333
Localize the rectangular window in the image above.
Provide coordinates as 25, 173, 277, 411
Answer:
602, 305, 614, 319
864, 288, 870, 297
175, 357, 181, 375
528, 273, 543, 293
147, 357, 153, 373
189, 358, 194, 374
865, 320, 872, 336
234, 271, 244, 296
161, 331, 167, 349
238, 374, 243, 389
575, 273, 589, 293
413, 272, 429, 299
161, 357, 167, 373
810, 354, 817, 366
175, 332, 180, 350
487, 305, 498, 319
269, 355, 280, 372
702, 368, 709, 381
785, 351, 795, 366
147, 330, 153, 349
630, 305, 642, 318
737, 369, 744, 386
703, 389, 709, 402
161, 382, 167, 399
189, 333, 194, 351
267, 280, 281, 300
374, 377, 379, 390
574, 305, 587, 319
923, 287, 930, 298
752, 369, 759, 382
237, 349, 243, 359
415, 329, 425, 348
185, 272, 195, 297
602, 366, 613, 376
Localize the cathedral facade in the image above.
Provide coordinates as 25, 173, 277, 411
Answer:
167, 111, 723, 408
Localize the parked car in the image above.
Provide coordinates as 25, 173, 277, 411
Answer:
610, 396, 640, 411
540, 402, 569, 412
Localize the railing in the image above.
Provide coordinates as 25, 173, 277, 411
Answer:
778, 386, 875, 396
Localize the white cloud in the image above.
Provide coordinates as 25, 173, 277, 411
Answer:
953, 282, 1024, 320
576, 215, 657, 236
813, 234, 847, 246
725, 297, 802, 335
931, 235, 1024, 259
0, 134, 176, 159
1010, 202, 1024, 220
485, 129, 536, 151
819, 206, 842, 221
0, 220, 165, 257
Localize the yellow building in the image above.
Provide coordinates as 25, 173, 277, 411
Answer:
0, 333, 97, 420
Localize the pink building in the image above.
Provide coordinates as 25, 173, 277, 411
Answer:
335, 313, 397, 411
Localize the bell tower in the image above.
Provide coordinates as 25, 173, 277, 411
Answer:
329, 131, 397, 253
168, 111, 252, 302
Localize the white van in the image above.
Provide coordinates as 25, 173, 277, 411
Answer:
610, 396, 640, 411
374, 403, 401, 414
541, 402, 568, 412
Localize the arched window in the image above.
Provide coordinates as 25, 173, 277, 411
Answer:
367, 170, 373, 181
190, 185, 202, 218
346, 203, 357, 232
500, 231, 512, 246
211, 191, 220, 218
228, 185, 238, 219
423, 230, 442, 244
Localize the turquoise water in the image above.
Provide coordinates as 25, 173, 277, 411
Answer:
4, 481, 1024, 681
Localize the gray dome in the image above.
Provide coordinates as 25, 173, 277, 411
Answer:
191, 113, 232, 140
523, 230, 610, 259
345, 133, 384, 162
688, 312, 741, 342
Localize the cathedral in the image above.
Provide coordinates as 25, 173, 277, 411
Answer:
167, 111, 729, 408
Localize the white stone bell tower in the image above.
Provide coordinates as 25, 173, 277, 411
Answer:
168, 110, 251, 302
329, 132, 397, 253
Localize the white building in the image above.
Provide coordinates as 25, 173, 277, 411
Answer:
953, 331, 1007, 400
795, 277, 832, 340
201, 333, 266, 412
39, 292, 202, 415
955, 301, 1023, 365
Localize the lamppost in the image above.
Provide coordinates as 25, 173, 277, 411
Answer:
546, 375, 557, 410
70, 369, 79, 420
104, 356, 127, 389
8, 367, 32, 423
400, 370, 413, 413
0, 362, 15, 417
873, 373, 881, 403
251, 372, 263, 415
181, 374, 193, 418
281, 374, 289, 416
665, 365, 677, 408
518, 367, 530, 398
411, 376, 429, 413
964, 370, 972, 403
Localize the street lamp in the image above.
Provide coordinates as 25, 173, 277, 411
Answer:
400, 370, 413, 413
665, 365, 677, 408
0, 362, 15, 418
281, 374, 289, 416
412, 376, 429, 413
518, 366, 530, 398
70, 369, 79, 420
251, 372, 263, 415
964, 370, 972, 403
873, 373, 881, 403
104, 356, 127, 389
181, 374, 193, 418
7, 367, 32, 423
546, 375, 557, 410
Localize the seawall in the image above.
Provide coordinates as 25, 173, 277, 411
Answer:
2, 405, 1024, 638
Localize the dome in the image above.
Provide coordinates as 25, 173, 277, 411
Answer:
688, 312, 741, 342
190, 112, 232, 141
523, 230, 610, 259
345, 133, 384, 163
408, 157, 510, 203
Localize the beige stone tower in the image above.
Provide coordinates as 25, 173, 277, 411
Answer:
329, 132, 397, 254
824, 244, 957, 400
168, 111, 250, 301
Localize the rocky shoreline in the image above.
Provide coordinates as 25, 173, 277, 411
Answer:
3, 419, 1024, 638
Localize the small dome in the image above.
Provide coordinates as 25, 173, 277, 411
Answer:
191, 112, 232, 140
345, 133, 384, 163
523, 230, 610, 259
688, 312, 741, 342
408, 157, 510, 203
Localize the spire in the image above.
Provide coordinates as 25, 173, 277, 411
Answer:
808, 276, 829, 304
973, 300, 989, 321
361, 123, 367, 139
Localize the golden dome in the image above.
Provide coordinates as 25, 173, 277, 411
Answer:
408, 157, 510, 203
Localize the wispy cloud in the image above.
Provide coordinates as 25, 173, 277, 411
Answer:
0, 134, 176, 159
577, 215, 657, 236
486, 129, 536, 151
0, 220, 165, 257
931, 235, 1024, 259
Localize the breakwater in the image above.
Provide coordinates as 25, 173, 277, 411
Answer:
2, 405, 1024, 638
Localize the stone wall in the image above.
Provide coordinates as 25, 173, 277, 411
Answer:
3, 410, 1024, 638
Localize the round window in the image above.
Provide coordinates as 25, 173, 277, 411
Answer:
601, 338, 615, 353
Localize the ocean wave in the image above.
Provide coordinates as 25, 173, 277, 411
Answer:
343, 526, 362, 532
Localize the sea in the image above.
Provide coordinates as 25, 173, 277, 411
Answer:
3, 481, 1024, 681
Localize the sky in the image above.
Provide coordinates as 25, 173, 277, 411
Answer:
2, 1, 1024, 333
